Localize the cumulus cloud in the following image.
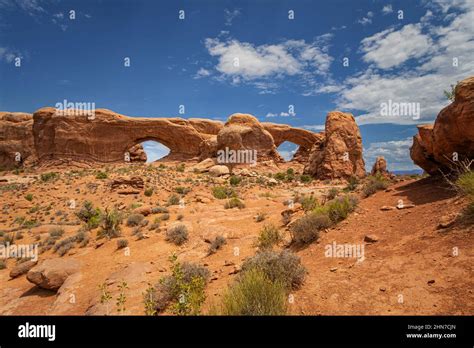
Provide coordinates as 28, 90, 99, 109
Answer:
201, 36, 333, 92
0, 47, 20, 63
266, 111, 296, 118
194, 67, 211, 79
329, 0, 474, 125
358, 11, 374, 25
361, 24, 433, 69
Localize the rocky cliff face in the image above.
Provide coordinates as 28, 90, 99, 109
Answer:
0, 112, 36, 168
304, 111, 365, 180
410, 76, 474, 174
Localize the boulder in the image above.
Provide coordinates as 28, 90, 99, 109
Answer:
193, 158, 216, 173
209, 165, 230, 176
128, 143, 147, 162
410, 76, 474, 174
9, 260, 38, 279
216, 113, 281, 163
305, 111, 365, 180
27, 258, 81, 291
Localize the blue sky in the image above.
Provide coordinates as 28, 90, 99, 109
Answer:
1, 0, 472, 170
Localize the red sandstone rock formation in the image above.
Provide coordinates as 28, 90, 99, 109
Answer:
216, 113, 282, 163
304, 111, 365, 180
371, 156, 389, 176
0, 112, 36, 168
410, 76, 474, 174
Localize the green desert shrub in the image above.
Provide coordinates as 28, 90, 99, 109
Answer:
229, 175, 242, 186
49, 227, 65, 238
299, 195, 318, 212
456, 171, 474, 198
315, 195, 358, 223
344, 176, 359, 192
151, 206, 169, 214
224, 197, 245, 209
211, 186, 235, 199
174, 186, 191, 195
144, 187, 154, 197
95, 171, 108, 179
256, 224, 282, 250
76, 201, 101, 229
151, 256, 209, 315
98, 209, 122, 239
24, 193, 33, 201
362, 174, 389, 197
219, 268, 287, 315
299, 174, 312, 183
326, 188, 339, 201
40, 172, 59, 182
176, 163, 185, 172
241, 250, 306, 290
165, 224, 188, 245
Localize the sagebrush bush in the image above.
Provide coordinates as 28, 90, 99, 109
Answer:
144, 187, 154, 197
241, 250, 306, 290
362, 174, 389, 197
456, 171, 474, 198
117, 239, 129, 249
326, 188, 339, 200
152, 206, 169, 214
127, 213, 145, 227
95, 171, 108, 179
256, 224, 282, 249
49, 227, 65, 238
208, 235, 226, 255
174, 186, 191, 195
166, 224, 188, 245
212, 186, 235, 199
299, 174, 312, 183
167, 194, 180, 206
224, 197, 245, 209
24, 193, 33, 201
219, 268, 287, 315
290, 213, 327, 245
315, 195, 358, 223
40, 172, 59, 182
344, 176, 359, 192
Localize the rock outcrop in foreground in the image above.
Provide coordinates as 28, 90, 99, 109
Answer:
304, 111, 365, 180
411, 76, 474, 174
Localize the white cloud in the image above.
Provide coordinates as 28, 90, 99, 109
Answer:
358, 11, 374, 25
382, 5, 393, 14
266, 111, 296, 118
328, 0, 474, 125
364, 138, 418, 171
224, 8, 241, 26
194, 67, 211, 79
361, 24, 433, 69
202, 37, 333, 92
0, 47, 20, 63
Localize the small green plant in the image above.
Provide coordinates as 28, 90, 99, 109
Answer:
290, 213, 330, 245
286, 168, 294, 176
143, 283, 157, 316
299, 195, 318, 212
224, 197, 245, 209
116, 281, 128, 314
40, 172, 59, 182
326, 188, 339, 201
344, 176, 359, 192
212, 186, 235, 199
98, 208, 122, 239
154, 255, 209, 315
256, 224, 282, 249
144, 187, 154, 197
95, 171, 108, 179
229, 175, 241, 186
49, 227, 65, 238
274, 172, 286, 181
219, 268, 287, 315
166, 224, 188, 245
299, 175, 312, 183
99, 282, 112, 315
443, 82, 458, 102
76, 201, 101, 229
24, 193, 33, 201
176, 163, 185, 172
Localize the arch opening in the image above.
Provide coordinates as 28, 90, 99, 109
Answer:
276, 141, 299, 162
141, 140, 170, 163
